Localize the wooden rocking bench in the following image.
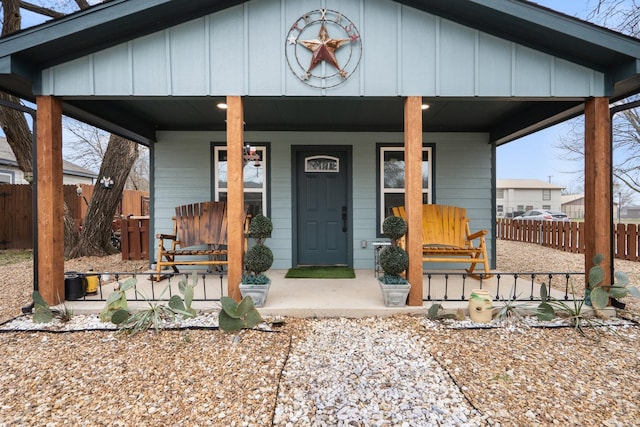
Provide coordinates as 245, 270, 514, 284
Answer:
391, 204, 491, 278
154, 201, 247, 280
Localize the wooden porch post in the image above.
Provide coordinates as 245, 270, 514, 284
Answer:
584, 97, 612, 288
36, 96, 64, 305
404, 96, 423, 305
226, 96, 245, 301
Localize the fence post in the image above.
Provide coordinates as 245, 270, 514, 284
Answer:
627, 223, 638, 262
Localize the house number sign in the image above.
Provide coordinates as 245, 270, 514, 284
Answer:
285, 9, 362, 88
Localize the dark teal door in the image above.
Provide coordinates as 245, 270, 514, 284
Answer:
296, 149, 349, 266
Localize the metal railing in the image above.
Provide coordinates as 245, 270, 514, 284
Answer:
422, 271, 585, 302
67, 271, 227, 302
67, 270, 586, 304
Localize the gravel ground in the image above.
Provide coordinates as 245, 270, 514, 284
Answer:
0, 241, 639, 426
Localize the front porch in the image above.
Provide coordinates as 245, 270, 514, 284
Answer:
61, 268, 578, 317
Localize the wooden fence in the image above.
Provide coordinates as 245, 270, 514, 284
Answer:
0, 184, 149, 249
497, 218, 640, 261
120, 216, 150, 260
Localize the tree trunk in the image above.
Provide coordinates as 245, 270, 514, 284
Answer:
0, 94, 33, 178
67, 135, 138, 258
1, 0, 84, 255
2, 0, 140, 259
1, 0, 32, 178
64, 203, 80, 251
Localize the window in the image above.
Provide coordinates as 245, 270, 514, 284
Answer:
212, 145, 268, 216
497, 205, 504, 215
542, 205, 551, 210
305, 155, 339, 172
517, 205, 524, 211
378, 144, 433, 233
496, 189, 504, 199
0, 171, 13, 183
542, 189, 551, 201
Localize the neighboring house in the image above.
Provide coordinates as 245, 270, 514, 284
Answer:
0, 137, 96, 185
620, 206, 640, 219
0, 0, 639, 304
561, 194, 586, 220
561, 194, 619, 221
496, 179, 564, 217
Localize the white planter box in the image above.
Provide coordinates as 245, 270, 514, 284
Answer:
239, 279, 271, 308
378, 280, 411, 307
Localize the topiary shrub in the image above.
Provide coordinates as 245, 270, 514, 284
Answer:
379, 215, 409, 284
382, 215, 408, 245
249, 214, 273, 244
244, 244, 274, 275
242, 214, 274, 285
379, 245, 409, 276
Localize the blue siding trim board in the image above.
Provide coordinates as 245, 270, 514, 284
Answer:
42, 0, 604, 98
154, 131, 493, 270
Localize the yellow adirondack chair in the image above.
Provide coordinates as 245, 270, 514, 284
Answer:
391, 204, 490, 277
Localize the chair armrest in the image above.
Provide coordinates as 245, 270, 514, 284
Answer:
156, 233, 177, 240
467, 230, 488, 241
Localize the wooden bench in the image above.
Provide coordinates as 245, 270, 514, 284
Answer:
391, 204, 490, 278
155, 201, 247, 280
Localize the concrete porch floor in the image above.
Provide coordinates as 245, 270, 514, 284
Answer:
63, 268, 570, 318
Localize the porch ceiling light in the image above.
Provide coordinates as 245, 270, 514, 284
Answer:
421, 104, 430, 110
217, 102, 228, 109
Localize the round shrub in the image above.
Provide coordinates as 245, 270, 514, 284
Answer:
244, 244, 274, 275
379, 245, 409, 276
382, 215, 408, 241
249, 214, 273, 241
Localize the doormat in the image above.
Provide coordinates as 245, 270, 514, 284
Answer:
284, 266, 356, 279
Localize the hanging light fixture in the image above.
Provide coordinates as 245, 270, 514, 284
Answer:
243, 145, 261, 167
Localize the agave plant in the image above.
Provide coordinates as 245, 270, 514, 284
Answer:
111, 285, 179, 335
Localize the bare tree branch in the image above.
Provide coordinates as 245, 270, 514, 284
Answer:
73, 0, 90, 9
19, 1, 65, 18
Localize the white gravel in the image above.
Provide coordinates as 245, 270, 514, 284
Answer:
0, 241, 639, 426
273, 317, 485, 426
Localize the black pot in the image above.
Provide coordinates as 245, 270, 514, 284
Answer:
64, 272, 86, 300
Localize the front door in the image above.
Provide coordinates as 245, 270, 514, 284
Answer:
295, 148, 350, 266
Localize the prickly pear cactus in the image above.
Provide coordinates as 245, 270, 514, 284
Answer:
100, 277, 136, 322
32, 291, 53, 323
218, 296, 262, 332
174, 272, 198, 318
588, 254, 638, 309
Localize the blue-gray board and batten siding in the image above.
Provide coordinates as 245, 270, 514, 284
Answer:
36, 0, 607, 271
42, 0, 601, 97
154, 131, 493, 271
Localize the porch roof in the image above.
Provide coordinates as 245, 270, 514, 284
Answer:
0, 0, 639, 145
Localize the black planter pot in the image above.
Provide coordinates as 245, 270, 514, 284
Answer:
64, 272, 86, 300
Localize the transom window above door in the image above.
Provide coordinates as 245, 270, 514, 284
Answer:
212, 144, 268, 216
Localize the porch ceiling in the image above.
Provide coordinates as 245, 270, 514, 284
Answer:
63, 96, 584, 146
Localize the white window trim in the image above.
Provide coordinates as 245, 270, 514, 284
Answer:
213, 145, 267, 214
379, 145, 432, 233
0, 170, 14, 184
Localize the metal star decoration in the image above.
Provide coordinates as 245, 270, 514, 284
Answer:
300, 21, 349, 74
285, 9, 362, 88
